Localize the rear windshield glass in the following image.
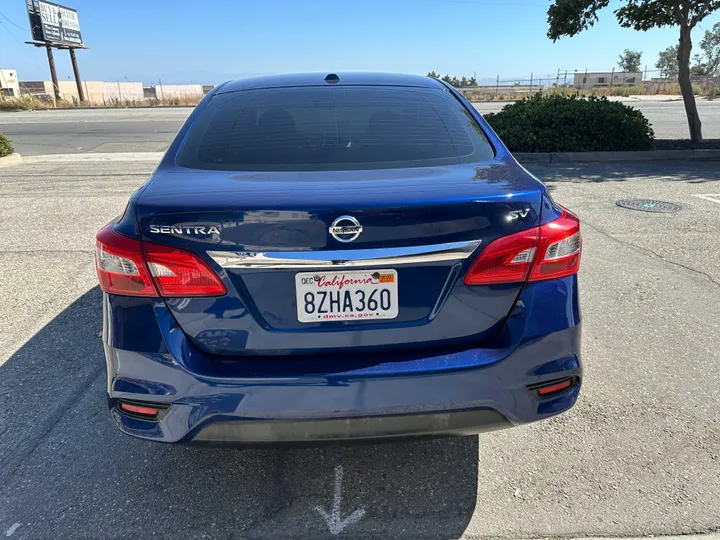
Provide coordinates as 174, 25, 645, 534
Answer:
176, 85, 495, 171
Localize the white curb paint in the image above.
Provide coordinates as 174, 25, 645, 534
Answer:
0, 153, 23, 168
4, 523, 20, 537
692, 193, 720, 205
24, 152, 164, 163
315, 465, 365, 535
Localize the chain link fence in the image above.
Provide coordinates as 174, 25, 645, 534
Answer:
456, 68, 720, 101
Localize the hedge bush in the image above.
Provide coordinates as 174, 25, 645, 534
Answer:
0, 133, 13, 158
484, 93, 654, 153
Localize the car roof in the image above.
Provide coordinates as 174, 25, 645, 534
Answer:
215, 72, 444, 94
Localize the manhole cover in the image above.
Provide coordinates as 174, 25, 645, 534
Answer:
616, 199, 681, 213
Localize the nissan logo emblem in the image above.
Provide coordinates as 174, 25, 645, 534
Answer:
329, 215, 363, 243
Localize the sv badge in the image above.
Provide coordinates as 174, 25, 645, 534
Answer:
507, 209, 530, 221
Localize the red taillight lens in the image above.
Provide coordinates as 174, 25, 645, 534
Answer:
95, 225, 226, 297
529, 210, 581, 282
143, 242, 227, 297
96, 225, 157, 297
464, 227, 539, 285
464, 209, 581, 286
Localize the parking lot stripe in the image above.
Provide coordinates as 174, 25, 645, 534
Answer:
692, 194, 720, 205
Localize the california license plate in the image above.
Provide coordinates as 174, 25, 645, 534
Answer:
295, 269, 398, 323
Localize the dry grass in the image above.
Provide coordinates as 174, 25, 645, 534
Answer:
0, 95, 202, 111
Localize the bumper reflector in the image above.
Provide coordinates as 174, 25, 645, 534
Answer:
119, 402, 160, 418
536, 378, 574, 396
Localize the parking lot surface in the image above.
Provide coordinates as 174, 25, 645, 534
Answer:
1, 98, 719, 156
0, 152, 718, 539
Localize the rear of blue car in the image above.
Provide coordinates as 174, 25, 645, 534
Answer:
95, 73, 582, 444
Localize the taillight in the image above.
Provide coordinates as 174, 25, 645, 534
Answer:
529, 210, 581, 282
464, 209, 581, 286
143, 242, 226, 297
95, 225, 226, 297
96, 225, 157, 296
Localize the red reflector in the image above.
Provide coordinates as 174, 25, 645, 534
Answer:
537, 379, 573, 396
464, 208, 581, 286
143, 242, 227, 297
119, 402, 159, 417
96, 225, 157, 297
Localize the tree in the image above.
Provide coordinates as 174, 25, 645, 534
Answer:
427, 71, 440, 78
469, 76, 478, 86
618, 48, 643, 71
656, 45, 679, 78
460, 76, 469, 87
441, 74, 453, 84
547, 0, 720, 143
698, 21, 720, 75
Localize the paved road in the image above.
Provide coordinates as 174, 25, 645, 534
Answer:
1, 99, 720, 156
0, 154, 718, 539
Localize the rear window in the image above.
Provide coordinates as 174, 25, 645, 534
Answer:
176, 85, 495, 171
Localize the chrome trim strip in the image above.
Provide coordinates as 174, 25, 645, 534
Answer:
208, 240, 482, 269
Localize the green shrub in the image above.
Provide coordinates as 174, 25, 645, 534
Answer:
0, 132, 14, 157
484, 93, 655, 153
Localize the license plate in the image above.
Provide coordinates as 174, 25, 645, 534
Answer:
295, 269, 398, 323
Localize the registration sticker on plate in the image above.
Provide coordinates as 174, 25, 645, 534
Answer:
295, 269, 398, 323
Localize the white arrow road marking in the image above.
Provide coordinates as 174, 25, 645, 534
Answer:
5, 523, 20, 537
314, 466, 365, 535
692, 193, 720, 205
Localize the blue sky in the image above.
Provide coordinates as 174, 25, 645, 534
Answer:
1, 0, 718, 84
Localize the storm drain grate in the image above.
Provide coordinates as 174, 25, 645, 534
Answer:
616, 199, 681, 213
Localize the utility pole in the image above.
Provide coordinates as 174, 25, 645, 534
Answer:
46, 43, 61, 101
69, 48, 85, 102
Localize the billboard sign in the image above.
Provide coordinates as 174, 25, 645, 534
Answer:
26, 0, 83, 46
25, 0, 45, 41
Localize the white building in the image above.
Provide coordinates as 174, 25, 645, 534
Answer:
0, 69, 21, 98
573, 71, 642, 89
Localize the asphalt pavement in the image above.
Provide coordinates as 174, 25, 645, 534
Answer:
1, 99, 719, 156
0, 151, 718, 539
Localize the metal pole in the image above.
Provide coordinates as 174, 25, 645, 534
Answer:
563, 70, 568, 86
495, 75, 499, 96
556, 68, 560, 89
117, 80, 122, 102
69, 48, 85, 102
530, 72, 533, 93
584, 68, 588, 90
610, 67, 614, 90
46, 43, 61, 101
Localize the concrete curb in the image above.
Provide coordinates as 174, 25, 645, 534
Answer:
6, 105, 197, 112
0, 153, 23, 168
515, 149, 720, 164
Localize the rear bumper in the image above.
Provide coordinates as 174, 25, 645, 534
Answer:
190, 409, 511, 444
103, 276, 582, 444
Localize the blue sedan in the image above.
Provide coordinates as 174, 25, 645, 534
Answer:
95, 72, 582, 444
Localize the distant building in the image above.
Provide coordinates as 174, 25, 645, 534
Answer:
573, 71, 642, 89
0, 69, 20, 98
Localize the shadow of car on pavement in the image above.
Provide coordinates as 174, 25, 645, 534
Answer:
0, 287, 479, 539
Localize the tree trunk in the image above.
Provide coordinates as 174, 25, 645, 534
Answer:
677, 25, 703, 142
